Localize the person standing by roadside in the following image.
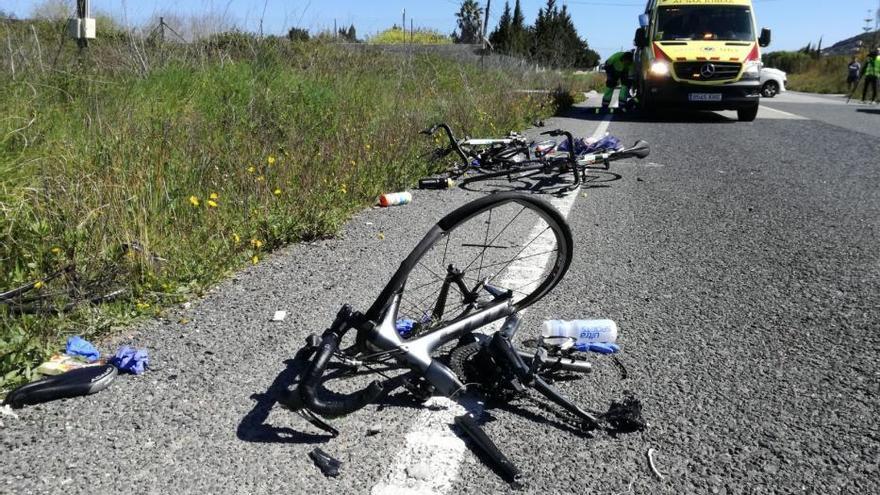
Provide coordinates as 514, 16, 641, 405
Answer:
862, 49, 880, 104
847, 57, 861, 93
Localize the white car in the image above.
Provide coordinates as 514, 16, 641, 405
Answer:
760, 67, 787, 98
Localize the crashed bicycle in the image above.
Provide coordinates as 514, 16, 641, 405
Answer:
280, 192, 644, 483
421, 123, 651, 190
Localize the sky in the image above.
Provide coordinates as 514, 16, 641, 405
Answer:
4, 0, 880, 59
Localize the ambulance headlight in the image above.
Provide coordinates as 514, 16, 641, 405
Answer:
742, 61, 761, 80
649, 61, 670, 77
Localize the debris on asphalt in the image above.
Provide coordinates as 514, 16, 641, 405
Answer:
611, 355, 629, 380
36, 354, 102, 376
378, 192, 412, 207
418, 178, 455, 190
272, 310, 287, 322
603, 392, 646, 433
647, 448, 665, 480
109, 346, 149, 375
3, 365, 118, 409
309, 447, 342, 477
366, 424, 382, 436
65, 336, 100, 362
1, 404, 19, 419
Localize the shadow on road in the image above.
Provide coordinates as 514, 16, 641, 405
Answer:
237, 357, 332, 444
560, 105, 738, 124
856, 108, 880, 115
458, 169, 623, 195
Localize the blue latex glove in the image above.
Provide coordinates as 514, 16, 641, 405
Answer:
575, 342, 620, 355
65, 336, 100, 362
395, 319, 415, 338
109, 346, 149, 375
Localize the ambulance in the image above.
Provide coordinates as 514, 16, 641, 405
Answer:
633, 0, 771, 121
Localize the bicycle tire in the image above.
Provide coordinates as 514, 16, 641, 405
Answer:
366, 192, 573, 339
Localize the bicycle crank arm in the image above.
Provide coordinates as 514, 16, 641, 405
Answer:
454, 413, 523, 486
531, 375, 600, 429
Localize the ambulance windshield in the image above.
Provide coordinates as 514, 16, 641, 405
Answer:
655, 6, 754, 42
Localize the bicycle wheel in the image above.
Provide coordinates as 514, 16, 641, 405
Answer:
369, 192, 573, 339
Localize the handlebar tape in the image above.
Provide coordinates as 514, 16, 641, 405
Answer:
298, 330, 385, 418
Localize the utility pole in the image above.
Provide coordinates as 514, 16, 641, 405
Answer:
410, 18, 414, 44
159, 16, 165, 43
70, 0, 95, 50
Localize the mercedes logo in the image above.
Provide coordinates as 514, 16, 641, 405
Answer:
700, 63, 716, 78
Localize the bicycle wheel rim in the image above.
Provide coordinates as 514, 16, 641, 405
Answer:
373, 192, 573, 339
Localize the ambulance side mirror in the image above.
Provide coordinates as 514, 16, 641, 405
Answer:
759, 28, 771, 48
634, 27, 647, 48
638, 14, 650, 28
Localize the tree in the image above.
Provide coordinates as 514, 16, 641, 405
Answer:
287, 27, 309, 42
489, 1, 512, 51
454, 0, 483, 44
509, 0, 530, 56
338, 24, 357, 42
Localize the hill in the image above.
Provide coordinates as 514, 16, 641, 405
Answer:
822, 30, 880, 56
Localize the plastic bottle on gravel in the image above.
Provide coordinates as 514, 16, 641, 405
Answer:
541, 319, 618, 346
378, 192, 412, 207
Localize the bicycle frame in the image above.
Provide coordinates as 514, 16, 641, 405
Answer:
366, 293, 515, 397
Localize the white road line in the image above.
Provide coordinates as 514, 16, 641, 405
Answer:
759, 105, 807, 120
371, 113, 613, 495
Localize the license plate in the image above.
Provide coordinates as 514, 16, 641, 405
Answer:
689, 93, 723, 102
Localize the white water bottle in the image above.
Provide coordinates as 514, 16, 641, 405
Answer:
541, 319, 618, 346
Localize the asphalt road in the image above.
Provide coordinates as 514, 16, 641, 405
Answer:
3, 91, 879, 495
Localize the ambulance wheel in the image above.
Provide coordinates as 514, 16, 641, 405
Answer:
737, 104, 759, 122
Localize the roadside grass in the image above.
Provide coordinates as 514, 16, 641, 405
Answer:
765, 53, 851, 94
0, 24, 576, 392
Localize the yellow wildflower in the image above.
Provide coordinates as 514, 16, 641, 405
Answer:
350, 160, 357, 166
257, 175, 265, 182
207, 200, 218, 208
273, 188, 282, 196
210, 192, 219, 200
189, 195, 200, 207
51, 247, 62, 255
340, 184, 347, 194
232, 233, 241, 244
136, 301, 151, 310
247, 166, 255, 173
267, 155, 276, 166
252, 255, 260, 264
365, 143, 371, 151
251, 239, 264, 249
34, 280, 44, 289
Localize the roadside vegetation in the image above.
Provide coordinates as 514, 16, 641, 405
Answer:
369, 27, 452, 45
0, 17, 582, 392
764, 47, 873, 95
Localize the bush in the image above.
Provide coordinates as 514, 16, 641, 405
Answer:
369, 27, 452, 45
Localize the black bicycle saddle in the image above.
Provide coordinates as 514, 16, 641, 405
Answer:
3, 364, 117, 409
